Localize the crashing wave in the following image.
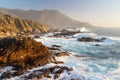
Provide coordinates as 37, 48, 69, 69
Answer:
80, 27, 89, 32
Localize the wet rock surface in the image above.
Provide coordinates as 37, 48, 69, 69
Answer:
0, 65, 73, 80
21, 66, 73, 79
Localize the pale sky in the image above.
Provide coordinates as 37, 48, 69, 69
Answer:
0, 0, 120, 27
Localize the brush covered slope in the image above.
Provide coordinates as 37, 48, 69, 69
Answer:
0, 15, 48, 37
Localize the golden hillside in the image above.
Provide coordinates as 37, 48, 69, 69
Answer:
0, 15, 48, 37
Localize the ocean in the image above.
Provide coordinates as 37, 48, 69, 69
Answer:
35, 28, 120, 80
90, 27, 120, 37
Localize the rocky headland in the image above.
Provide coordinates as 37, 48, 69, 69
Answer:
0, 36, 73, 79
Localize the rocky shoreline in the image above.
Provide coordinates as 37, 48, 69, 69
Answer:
0, 28, 112, 80
0, 36, 75, 80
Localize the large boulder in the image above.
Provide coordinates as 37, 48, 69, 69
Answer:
0, 37, 56, 68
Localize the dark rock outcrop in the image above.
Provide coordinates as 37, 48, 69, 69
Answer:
77, 37, 106, 42
0, 37, 56, 68
52, 45, 61, 48
56, 52, 71, 57
21, 66, 73, 80
53, 29, 80, 37
95, 44, 101, 46
0, 66, 73, 80
48, 47, 61, 51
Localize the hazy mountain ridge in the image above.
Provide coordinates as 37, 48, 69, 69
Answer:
0, 7, 94, 28
0, 15, 48, 37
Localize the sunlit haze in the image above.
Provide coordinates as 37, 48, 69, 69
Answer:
0, 0, 120, 27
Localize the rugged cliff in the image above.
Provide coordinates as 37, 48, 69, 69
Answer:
0, 15, 48, 37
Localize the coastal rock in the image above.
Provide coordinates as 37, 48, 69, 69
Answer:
74, 54, 87, 58
95, 44, 101, 46
52, 45, 61, 48
0, 37, 56, 68
21, 66, 73, 80
53, 29, 80, 37
0, 65, 73, 79
56, 52, 71, 57
33, 34, 40, 38
49, 47, 61, 51
77, 37, 106, 42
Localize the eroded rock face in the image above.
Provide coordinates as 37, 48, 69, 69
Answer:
0, 37, 56, 68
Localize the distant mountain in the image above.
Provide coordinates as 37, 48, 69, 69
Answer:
0, 15, 48, 37
0, 7, 94, 28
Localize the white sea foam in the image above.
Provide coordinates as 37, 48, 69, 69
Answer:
80, 27, 89, 32
0, 66, 13, 76
33, 31, 120, 80
43, 32, 54, 37
73, 33, 97, 38
109, 36, 120, 41
56, 56, 120, 80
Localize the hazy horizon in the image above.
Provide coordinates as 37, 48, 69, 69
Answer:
0, 0, 120, 27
